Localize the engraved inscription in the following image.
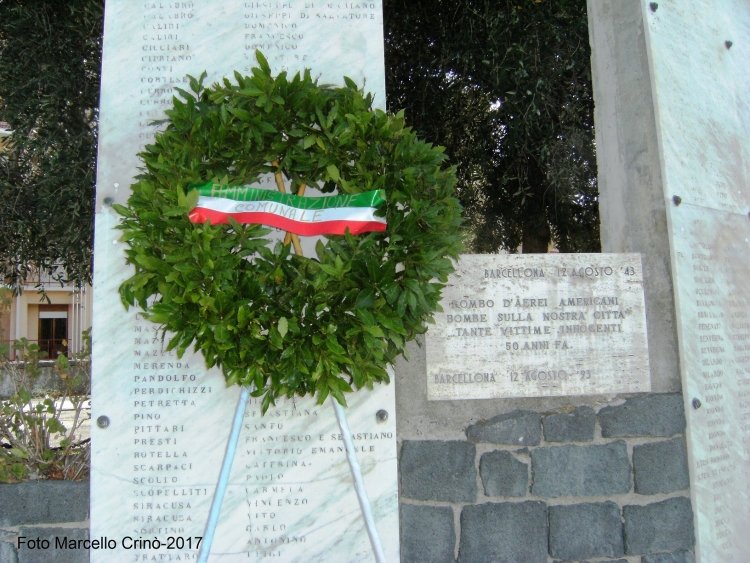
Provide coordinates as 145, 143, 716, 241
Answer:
426, 254, 650, 400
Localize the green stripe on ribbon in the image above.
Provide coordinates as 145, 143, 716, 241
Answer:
189, 182, 386, 211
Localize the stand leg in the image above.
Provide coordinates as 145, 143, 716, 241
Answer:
197, 385, 251, 563
331, 396, 388, 563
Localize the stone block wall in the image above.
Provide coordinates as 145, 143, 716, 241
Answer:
0, 361, 89, 400
399, 394, 695, 563
0, 481, 89, 563
1, 395, 696, 563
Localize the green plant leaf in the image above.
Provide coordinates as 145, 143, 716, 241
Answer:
9, 447, 28, 460
326, 164, 340, 182
186, 188, 200, 210
278, 317, 288, 339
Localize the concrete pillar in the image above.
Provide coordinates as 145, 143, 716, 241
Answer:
586, 0, 680, 392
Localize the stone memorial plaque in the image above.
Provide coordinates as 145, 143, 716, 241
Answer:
91, 2, 399, 561
426, 254, 650, 401
642, 0, 750, 559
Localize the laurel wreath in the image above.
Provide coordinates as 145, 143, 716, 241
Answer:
115, 52, 463, 412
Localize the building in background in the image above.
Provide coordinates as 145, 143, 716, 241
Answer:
0, 269, 92, 359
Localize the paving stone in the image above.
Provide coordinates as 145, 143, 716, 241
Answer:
633, 438, 689, 494
400, 440, 477, 503
553, 560, 627, 563
0, 482, 89, 527
531, 441, 631, 497
553, 561, 627, 563
457, 501, 547, 563
16, 527, 89, 563
624, 497, 695, 555
400, 504, 455, 563
479, 450, 528, 497
642, 551, 695, 563
549, 501, 624, 559
599, 394, 685, 437
543, 406, 596, 442
0, 541, 17, 563
466, 410, 541, 446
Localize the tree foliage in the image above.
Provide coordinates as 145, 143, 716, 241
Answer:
0, 0, 599, 292
384, 0, 600, 253
0, 0, 103, 290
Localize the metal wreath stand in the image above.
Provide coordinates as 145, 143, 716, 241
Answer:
197, 164, 388, 563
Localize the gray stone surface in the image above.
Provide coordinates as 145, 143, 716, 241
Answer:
633, 438, 689, 494
543, 406, 596, 442
624, 497, 695, 555
554, 561, 627, 563
479, 450, 528, 497
400, 440, 477, 502
531, 442, 631, 497
400, 504, 455, 563
427, 254, 650, 401
0, 541, 17, 563
16, 527, 89, 563
548, 502, 624, 559
466, 410, 541, 446
642, 552, 695, 563
586, 0, 680, 393
457, 501, 547, 563
0, 482, 89, 527
598, 394, 685, 437
0, 363, 89, 400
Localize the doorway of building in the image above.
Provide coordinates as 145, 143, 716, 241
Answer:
38, 305, 69, 358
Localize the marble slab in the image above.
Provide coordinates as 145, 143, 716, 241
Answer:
641, 0, 750, 560
91, 2, 398, 561
425, 254, 650, 400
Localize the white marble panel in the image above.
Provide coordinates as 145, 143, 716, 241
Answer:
210, 388, 398, 562
425, 254, 650, 400
667, 205, 750, 561
643, 0, 750, 215
642, 0, 750, 560
91, 2, 397, 561
96, 0, 386, 210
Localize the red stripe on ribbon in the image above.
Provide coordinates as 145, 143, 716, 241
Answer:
188, 208, 387, 236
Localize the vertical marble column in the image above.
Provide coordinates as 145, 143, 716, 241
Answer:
91, 2, 398, 561
589, 1, 750, 560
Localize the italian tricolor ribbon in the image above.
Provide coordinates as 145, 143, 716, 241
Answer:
187, 182, 387, 236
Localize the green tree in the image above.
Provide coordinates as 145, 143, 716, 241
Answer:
0, 0, 103, 290
0, 0, 598, 287
384, 0, 599, 253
